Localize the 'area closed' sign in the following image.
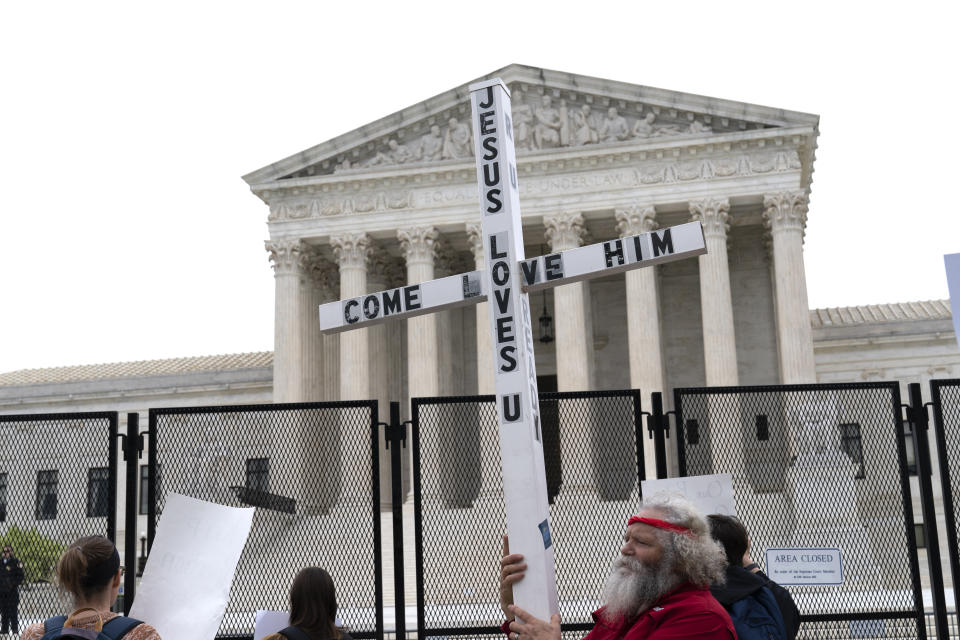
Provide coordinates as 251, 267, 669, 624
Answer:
765, 547, 844, 585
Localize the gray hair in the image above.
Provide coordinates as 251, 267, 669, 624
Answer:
637, 493, 726, 587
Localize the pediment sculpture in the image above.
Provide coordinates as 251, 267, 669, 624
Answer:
328, 89, 753, 176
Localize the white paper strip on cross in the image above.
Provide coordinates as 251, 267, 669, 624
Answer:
318, 78, 706, 621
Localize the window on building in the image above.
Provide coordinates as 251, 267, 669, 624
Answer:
87, 467, 110, 518
0, 472, 7, 522
839, 423, 866, 479
246, 458, 269, 493
36, 470, 58, 520
915, 523, 927, 549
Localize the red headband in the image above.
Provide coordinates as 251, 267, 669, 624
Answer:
627, 515, 693, 536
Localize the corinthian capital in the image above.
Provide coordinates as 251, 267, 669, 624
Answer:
304, 251, 340, 299
465, 222, 484, 266
689, 197, 731, 239
763, 191, 809, 235
397, 225, 440, 265
330, 232, 373, 270
265, 238, 303, 275
544, 211, 587, 252
615, 205, 658, 238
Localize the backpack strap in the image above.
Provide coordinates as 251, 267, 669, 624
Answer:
100, 616, 143, 640
41, 616, 69, 640
278, 626, 314, 640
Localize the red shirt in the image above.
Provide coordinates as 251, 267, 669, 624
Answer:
583, 583, 736, 640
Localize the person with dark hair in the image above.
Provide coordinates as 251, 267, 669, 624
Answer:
707, 514, 800, 640
1, 544, 25, 635
499, 494, 735, 640
265, 567, 353, 640
20, 536, 161, 640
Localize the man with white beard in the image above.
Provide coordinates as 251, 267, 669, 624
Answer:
499, 495, 735, 640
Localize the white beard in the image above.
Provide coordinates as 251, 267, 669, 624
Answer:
599, 554, 680, 621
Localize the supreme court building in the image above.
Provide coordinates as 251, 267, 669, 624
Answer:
1, 66, 958, 585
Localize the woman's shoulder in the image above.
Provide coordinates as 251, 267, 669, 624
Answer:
21, 622, 45, 640
126, 621, 163, 640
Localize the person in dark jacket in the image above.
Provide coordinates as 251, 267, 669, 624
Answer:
707, 515, 800, 640
1, 544, 25, 635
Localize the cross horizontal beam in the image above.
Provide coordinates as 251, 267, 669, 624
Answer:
319, 220, 705, 334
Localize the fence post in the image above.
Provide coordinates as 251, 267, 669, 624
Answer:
387, 401, 406, 639
908, 382, 949, 639
648, 392, 669, 479
123, 412, 139, 615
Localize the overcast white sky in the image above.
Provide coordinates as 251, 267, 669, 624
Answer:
1, 1, 958, 372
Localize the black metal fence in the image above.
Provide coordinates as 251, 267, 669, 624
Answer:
8, 380, 960, 639
674, 383, 926, 639
146, 401, 382, 639
410, 390, 645, 639
0, 411, 119, 631
932, 379, 960, 623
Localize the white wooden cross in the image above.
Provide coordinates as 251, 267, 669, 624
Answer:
319, 78, 706, 620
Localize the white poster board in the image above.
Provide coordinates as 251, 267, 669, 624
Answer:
129, 493, 255, 640
641, 473, 737, 516
945, 253, 960, 349
765, 547, 844, 585
254, 611, 290, 640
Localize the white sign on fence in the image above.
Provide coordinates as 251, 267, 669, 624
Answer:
765, 547, 844, 585
129, 493, 255, 640
254, 611, 290, 640
641, 473, 737, 516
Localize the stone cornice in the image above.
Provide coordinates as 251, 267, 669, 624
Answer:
250, 125, 814, 204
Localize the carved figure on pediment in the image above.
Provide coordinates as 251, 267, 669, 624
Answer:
512, 104, 534, 150
442, 117, 473, 159
418, 125, 444, 162
632, 112, 656, 138
334, 158, 354, 172
533, 95, 564, 149
572, 104, 599, 146
599, 107, 630, 143
687, 120, 712, 134
365, 139, 413, 167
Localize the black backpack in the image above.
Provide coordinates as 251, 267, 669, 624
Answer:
41, 614, 143, 640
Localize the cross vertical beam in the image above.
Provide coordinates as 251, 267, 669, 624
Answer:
470, 78, 558, 619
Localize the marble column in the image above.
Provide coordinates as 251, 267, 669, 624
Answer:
398, 226, 440, 399
616, 205, 665, 480
266, 238, 310, 507
331, 232, 373, 402
466, 222, 495, 395
266, 239, 307, 403
544, 211, 594, 391
544, 211, 594, 494
763, 191, 817, 384
303, 250, 338, 402
330, 232, 373, 507
301, 250, 341, 513
689, 198, 744, 480
689, 198, 739, 387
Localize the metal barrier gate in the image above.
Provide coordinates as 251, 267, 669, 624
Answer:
0, 411, 119, 629
146, 401, 382, 639
410, 390, 645, 639
932, 379, 960, 625
674, 383, 925, 639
